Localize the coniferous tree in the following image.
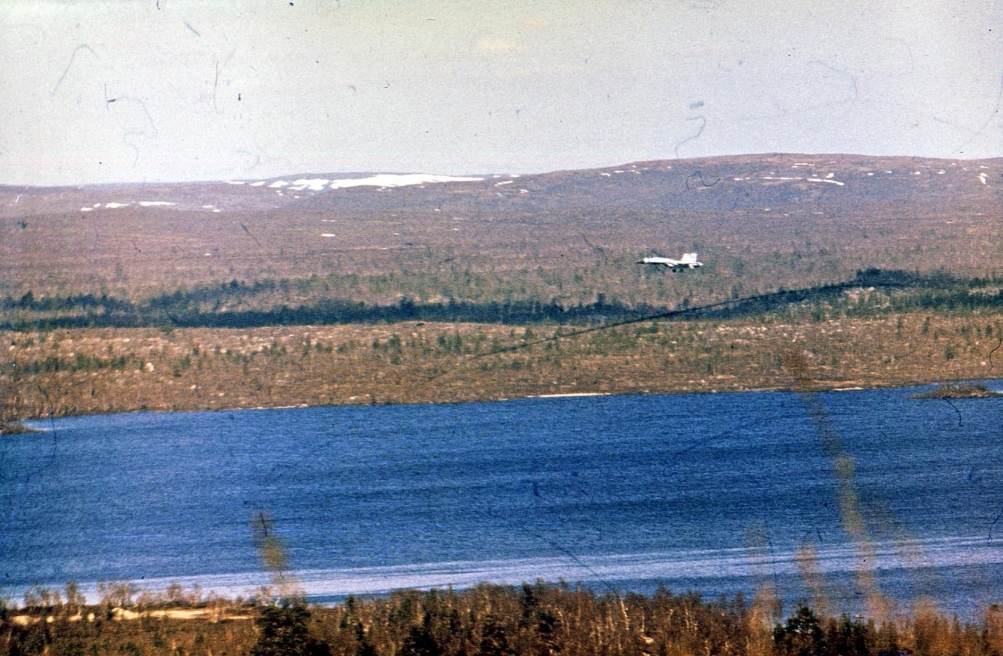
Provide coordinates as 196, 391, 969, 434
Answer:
252, 599, 331, 656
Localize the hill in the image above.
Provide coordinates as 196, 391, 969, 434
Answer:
3, 154, 1001, 313
4, 154, 1003, 419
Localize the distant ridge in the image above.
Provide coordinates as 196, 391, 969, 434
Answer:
3, 154, 1000, 217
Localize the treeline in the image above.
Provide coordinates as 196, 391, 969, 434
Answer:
0, 291, 134, 313
5, 582, 1003, 656
12, 354, 138, 375
0, 295, 661, 331
4, 269, 1003, 332
676, 268, 1003, 322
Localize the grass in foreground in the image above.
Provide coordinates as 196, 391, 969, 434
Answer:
5, 583, 1003, 656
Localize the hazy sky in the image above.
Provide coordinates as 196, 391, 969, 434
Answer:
2, 0, 1001, 186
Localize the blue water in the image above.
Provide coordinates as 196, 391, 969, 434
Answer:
3, 385, 1003, 618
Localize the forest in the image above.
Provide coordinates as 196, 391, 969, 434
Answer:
4, 269, 1003, 333
4, 583, 1003, 656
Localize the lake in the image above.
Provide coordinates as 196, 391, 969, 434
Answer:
4, 384, 1003, 619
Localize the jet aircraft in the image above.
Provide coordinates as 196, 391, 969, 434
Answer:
637, 252, 703, 271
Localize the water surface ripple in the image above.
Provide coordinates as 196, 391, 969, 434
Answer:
4, 385, 1003, 617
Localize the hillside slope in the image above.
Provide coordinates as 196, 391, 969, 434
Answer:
2, 154, 1001, 309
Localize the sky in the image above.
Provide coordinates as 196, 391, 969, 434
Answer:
1, 0, 1001, 186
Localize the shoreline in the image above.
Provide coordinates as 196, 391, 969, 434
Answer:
4, 313, 1003, 421
11, 375, 1002, 424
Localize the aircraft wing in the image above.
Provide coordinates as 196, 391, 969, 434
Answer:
637, 253, 702, 270
638, 256, 680, 267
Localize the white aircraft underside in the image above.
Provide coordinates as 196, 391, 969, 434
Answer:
637, 252, 703, 271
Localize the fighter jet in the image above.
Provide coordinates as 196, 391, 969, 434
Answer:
637, 252, 703, 271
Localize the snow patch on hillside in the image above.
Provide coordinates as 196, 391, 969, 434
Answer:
288, 179, 331, 191
223, 173, 484, 192
327, 174, 483, 189
80, 201, 178, 211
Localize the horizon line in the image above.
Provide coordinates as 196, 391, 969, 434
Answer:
3, 151, 1002, 190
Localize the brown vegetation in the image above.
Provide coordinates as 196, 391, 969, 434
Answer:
908, 383, 1003, 399
3, 155, 1003, 418
3, 156, 1003, 312
6, 583, 1003, 656
3, 157, 1003, 651
2, 310, 1002, 419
